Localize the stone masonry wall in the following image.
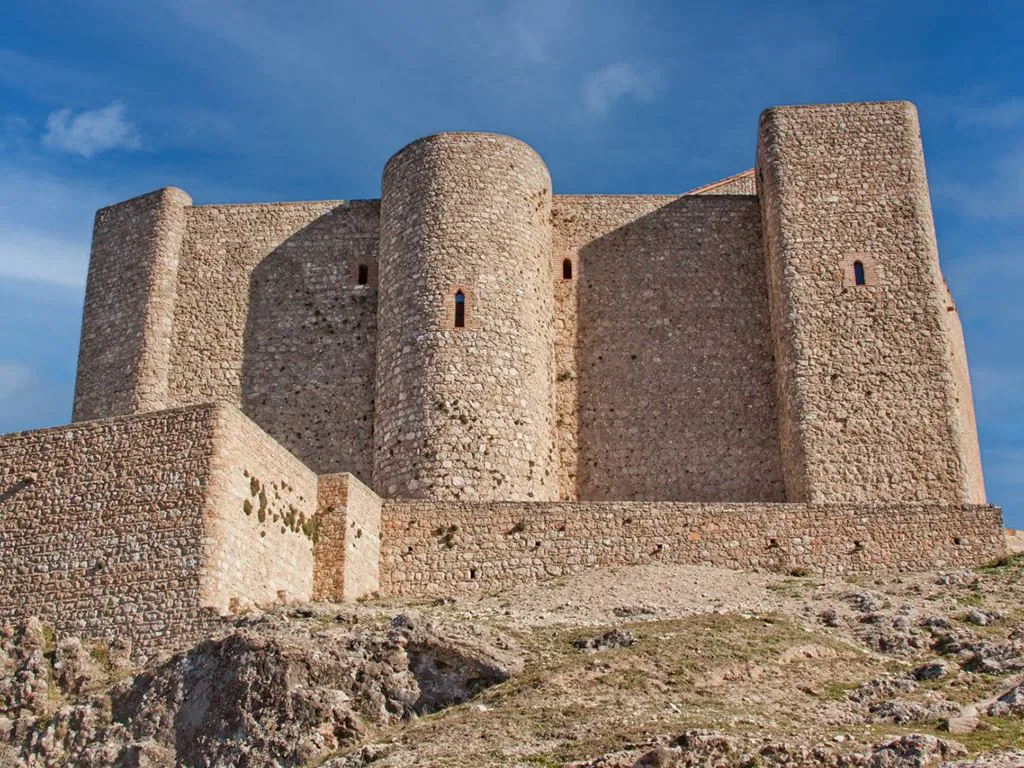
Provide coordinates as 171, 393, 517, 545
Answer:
380, 501, 1005, 595
202, 405, 317, 615
686, 169, 756, 195
0, 403, 317, 658
170, 201, 379, 482
313, 474, 382, 602
0, 406, 218, 657
74, 187, 191, 421
757, 101, 986, 504
375, 133, 558, 501
553, 195, 785, 502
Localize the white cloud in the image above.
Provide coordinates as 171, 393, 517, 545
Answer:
0, 230, 88, 287
42, 101, 141, 158
0, 164, 102, 286
581, 62, 659, 117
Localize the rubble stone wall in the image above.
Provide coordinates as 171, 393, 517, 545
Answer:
314, 473, 382, 601
757, 101, 986, 504
0, 406, 219, 655
379, 501, 1005, 595
375, 133, 558, 501
73, 187, 191, 421
552, 195, 785, 502
0, 403, 316, 657
171, 200, 380, 482
203, 405, 318, 615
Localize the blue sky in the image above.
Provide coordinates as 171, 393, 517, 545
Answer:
0, 1, 1021, 525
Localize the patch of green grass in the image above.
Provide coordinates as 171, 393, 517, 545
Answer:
916, 674, 1004, 706
41, 624, 56, 653
957, 592, 985, 607
976, 552, 1024, 573
88, 642, 111, 670
822, 681, 858, 701
953, 716, 1024, 754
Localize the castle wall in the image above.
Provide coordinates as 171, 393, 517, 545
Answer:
940, 283, 987, 502
686, 169, 756, 195
375, 133, 558, 500
757, 101, 986, 504
553, 195, 785, 502
169, 200, 379, 482
1, 406, 218, 657
313, 473, 382, 601
73, 187, 190, 421
0, 404, 315, 658
380, 501, 1005, 595
202, 405, 318, 615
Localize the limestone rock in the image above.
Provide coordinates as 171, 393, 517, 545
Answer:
573, 629, 638, 653
911, 662, 949, 681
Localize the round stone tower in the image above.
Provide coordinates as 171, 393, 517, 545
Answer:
374, 132, 557, 501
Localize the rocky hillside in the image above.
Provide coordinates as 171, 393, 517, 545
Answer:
3, 554, 1024, 767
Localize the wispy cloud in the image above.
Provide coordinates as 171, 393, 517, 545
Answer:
0, 359, 71, 435
935, 146, 1024, 220
42, 101, 141, 158
471, 0, 576, 66
0, 162, 108, 287
956, 97, 1024, 130
0, 114, 31, 151
0, 361, 33, 401
0, 231, 89, 287
581, 62, 660, 117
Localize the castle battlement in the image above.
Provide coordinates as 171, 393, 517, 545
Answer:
0, 101, 1003, 658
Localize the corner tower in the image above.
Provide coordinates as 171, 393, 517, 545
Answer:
73, 187, 190, 422
757, 101, 985, 504
374, 133, 557, 500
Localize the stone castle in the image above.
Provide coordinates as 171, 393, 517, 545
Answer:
0, 100, 1006, 657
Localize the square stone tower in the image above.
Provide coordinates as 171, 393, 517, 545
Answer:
757, 101, 985, 504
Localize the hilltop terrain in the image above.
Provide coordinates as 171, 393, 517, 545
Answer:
3, 555, 1024, 767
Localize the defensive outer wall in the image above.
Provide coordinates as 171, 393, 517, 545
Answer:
0, 100, 1006, 658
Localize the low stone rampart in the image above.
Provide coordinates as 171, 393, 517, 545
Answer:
380, 501, 1005, 595
0, 403, 316, 657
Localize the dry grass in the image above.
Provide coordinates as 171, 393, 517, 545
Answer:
319, 557, 1024, 767
339, 613, 880, 766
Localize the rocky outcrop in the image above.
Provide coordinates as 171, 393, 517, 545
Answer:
568, 730, 975, 768
0, 613, 520, 767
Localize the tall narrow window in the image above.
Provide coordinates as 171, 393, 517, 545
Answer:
562, 258, 573, 280
853, 260, 866, 286
357, 264, 369, 285
454, 291, 466, 328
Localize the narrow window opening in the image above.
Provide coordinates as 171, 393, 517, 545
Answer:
357, 264, 369, 285
853, 260, 866, 286
562, 258, 573, 280
454, 290, 466, 328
